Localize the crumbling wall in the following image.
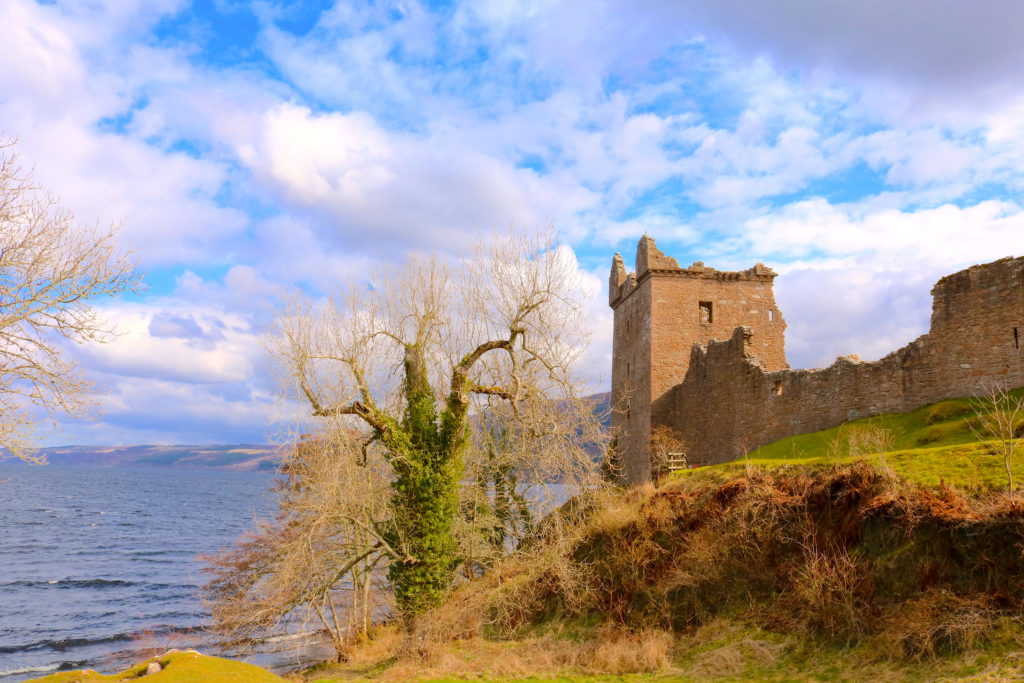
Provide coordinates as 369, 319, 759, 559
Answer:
666, 257, 1024, 464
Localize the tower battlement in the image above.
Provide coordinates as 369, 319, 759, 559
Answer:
609, 236, 776, 307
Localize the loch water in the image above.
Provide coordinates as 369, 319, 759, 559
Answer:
0, 462, 328, 681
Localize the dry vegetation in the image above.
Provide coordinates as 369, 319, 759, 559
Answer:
262, 461, 1024, 682
202, 391, 1024, 682
649, 425, 687, 487
969, 383, 1024, 495
203, 427, 395, 658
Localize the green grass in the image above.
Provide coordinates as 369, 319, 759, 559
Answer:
26, 650, 285, 682
672, 392, 1024, 491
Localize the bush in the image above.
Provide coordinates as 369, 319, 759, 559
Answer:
916, 421, 968, 445
924, 401, 971, 425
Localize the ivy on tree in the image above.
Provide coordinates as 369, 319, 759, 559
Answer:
271, 232, 588, 619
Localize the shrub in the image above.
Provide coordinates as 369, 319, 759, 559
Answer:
916, 421, 967, 445
924, 401, 971, 425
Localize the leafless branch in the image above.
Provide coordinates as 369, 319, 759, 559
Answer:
0, 136, 141, 461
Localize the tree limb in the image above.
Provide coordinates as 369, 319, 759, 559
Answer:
470, 384, 514, 400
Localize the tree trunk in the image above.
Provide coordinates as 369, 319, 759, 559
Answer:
387, 344, 465, 620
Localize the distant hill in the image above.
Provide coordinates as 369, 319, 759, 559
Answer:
5, 392, 613, 473
589, 391, 611, 424
21, 444, 284, 472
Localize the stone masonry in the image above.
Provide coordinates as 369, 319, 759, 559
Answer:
609, 236, 788, 483
609, 237, 1024, 484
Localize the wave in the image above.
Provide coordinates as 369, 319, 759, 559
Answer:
0, 660, 87, 678
0, 663, 60, 677
258, 630, 323, 645
5, 578, 135, 589
124, 549, 191, 556
0, 625, 208, 657
0, 633, 132, 655
1, 578, 193, 590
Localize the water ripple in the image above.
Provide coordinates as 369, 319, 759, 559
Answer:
0, 463, 280, 681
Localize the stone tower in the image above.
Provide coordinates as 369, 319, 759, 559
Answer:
609, 236, 788, 484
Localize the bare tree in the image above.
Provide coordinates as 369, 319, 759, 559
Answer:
649, 425, 686, 487
844, 423, 896, 479
267, 230, 599, 620
460, 392, 608, 571
970, 384, 1024, 496
204, 396, 607, 660
203, 425, 394, 660
0, 137, 140, 461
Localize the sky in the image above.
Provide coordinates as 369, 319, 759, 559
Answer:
2, 0, 1023, 446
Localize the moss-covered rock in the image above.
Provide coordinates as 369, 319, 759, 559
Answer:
25, 650, 285, 682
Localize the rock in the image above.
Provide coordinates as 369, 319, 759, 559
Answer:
146, 661, 162, 675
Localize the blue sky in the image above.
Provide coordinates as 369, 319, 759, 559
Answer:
3, 0, 1023, 445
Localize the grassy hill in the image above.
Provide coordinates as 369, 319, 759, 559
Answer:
688, 391, 1024, 491
293, 459, 1024, 681
26, 650, 285, 682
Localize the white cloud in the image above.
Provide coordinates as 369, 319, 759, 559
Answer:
725, 199, 1024, 369
742, 198, 1024, 267
610, 0, 1024, 104
68, 374, 284, 445
239, 103, 600, 252
776, 266, 936, 370
49, 278, 288, 445
0, 1, 252, 267
249, 215, 382, 290
0, 2, 86, 105
81, 304, 259, 385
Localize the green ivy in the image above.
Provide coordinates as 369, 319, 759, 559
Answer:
380, 346, 468, 619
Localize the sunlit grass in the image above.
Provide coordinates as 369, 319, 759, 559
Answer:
306, 616, 1024, 681
671, 392, 1024, 491
26, 651, 285, 683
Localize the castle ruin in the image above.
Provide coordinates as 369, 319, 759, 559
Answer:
609, 236, 1024, 484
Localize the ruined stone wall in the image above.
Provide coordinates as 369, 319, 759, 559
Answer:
666, 257, 1024, 465
610, 236, 788, 483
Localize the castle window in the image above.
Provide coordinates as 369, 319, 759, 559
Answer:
699, 301, 713, 324
773, 380, 783, 396
769, 309, 775, 321
1016, 327, 1020, 349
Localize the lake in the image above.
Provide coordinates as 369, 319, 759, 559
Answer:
0, 462, 330, 681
